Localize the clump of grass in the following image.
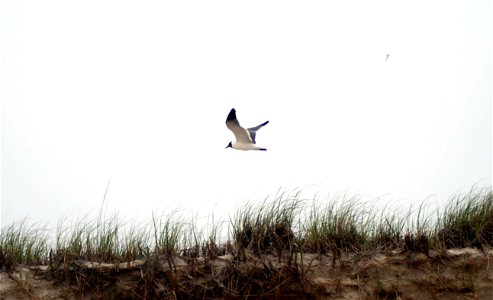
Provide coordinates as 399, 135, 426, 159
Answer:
152, 211, 184, 257
200, 213, 227, 260
303, 194, 367, 257
231, 190, 302, 262
55, 215, 122, 262
119, 221, 151, 263
436, 188, 493, 248
0, 222, 47, 268
0, 219, 48, 271
371, 211, 406, 250
400, 202, 433, 256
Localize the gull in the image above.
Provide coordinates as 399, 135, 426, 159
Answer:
225, 108, 269, 151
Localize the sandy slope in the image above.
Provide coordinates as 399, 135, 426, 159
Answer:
1, 248, 492, 299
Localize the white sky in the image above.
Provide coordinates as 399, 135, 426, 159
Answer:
1, 1, 491, 227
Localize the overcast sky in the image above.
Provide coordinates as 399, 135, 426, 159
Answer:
1, 1, 491, 227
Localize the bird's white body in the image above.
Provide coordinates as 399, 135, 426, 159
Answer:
225, 108, 269, 151
231, 141, 265, 151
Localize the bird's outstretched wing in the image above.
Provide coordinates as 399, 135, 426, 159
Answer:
247, 121, 269, 144
226, 108, 253, 143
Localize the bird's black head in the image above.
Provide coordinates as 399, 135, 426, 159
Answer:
226, 142, 233, 149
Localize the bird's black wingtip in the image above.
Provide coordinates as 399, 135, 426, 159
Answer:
226, 108, 237, 121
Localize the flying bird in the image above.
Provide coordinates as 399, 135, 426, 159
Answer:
225, 108, 269, 151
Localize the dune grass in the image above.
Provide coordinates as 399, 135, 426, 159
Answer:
1, 187, 492, 267
1, 187, 492, 297
436, 189, 493, 248
0, 219, 48, 270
